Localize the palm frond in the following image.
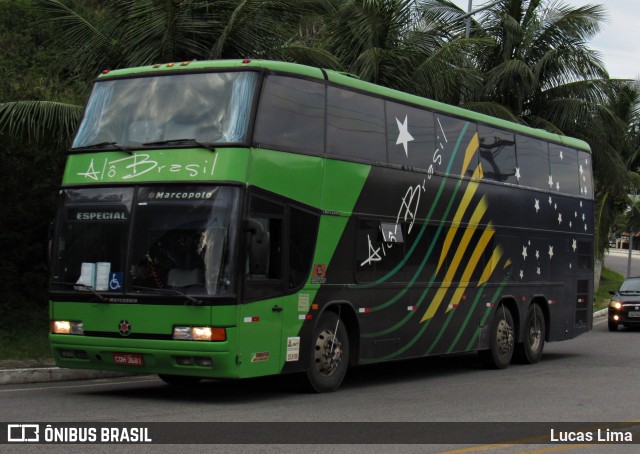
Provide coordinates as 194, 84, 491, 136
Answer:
460, 101, 520, 122
0, 101, 82, 146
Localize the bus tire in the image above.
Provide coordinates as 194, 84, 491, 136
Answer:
158, 374, 202, 387
479, 304, 515, 369
514, 304, 545, 364
306, 311, 349, 393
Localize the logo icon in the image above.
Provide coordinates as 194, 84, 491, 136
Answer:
7, 424, 40, 442
118, 320, 131, 336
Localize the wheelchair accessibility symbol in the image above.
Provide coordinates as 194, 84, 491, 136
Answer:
109, 272, 123, 290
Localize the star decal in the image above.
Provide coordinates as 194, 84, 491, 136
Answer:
534, 199, 540, 213
548, 175, 554, 188
522, 245, 528, 260
395, 115, 414, 157
515, 167, 521, 182
558, 213, 563, 224
548, 245, 554, 259
572, 239, 577, 252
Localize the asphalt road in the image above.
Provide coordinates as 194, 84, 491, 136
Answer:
1, 315, 638, 452
604, 248, 640, 278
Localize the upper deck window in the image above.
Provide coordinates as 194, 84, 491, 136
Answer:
72, 71, 258, 149
327, 87, 386, 163
549, 144, 579, 195
478, 126, 517, 184
254, 75, 325, 155
515, 135, 550, 190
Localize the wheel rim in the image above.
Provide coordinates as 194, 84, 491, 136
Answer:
496, 318, 514, 355
527, 315, 542, 352
314, 328, 343, 377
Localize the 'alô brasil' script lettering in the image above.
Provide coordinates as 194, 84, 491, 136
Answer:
76, 154, 218, 181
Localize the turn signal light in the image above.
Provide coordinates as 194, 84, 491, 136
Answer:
172, 326, 226, 341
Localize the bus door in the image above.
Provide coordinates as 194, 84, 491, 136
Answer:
238, 194, 286, 377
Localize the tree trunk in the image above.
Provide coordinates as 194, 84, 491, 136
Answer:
594, 258, 603, 293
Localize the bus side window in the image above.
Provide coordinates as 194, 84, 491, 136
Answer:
327, 87, 386, 163
478, 125, 516, 184
549, 144, 580, 195
288, 207, 319, 289
515, 135, 550, 190
244, 194, 284, 301
254, 75, 325, 155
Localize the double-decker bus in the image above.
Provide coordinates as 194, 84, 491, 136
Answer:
49, 59, 593, 392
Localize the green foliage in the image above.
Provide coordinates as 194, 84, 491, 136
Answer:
595, 267, 624, 311
0, 0, 80, 349
0, 326, 51, 360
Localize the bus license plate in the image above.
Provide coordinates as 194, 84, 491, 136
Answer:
113, 352, 144, 366
629, 311, 640, 318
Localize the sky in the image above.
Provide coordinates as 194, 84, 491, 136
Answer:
448, 0, 640, 80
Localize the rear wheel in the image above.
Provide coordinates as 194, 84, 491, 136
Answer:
514, 304, 545, 364
479, 304, 515, 369
158, 374, 202, 387
306, 311, 349, 393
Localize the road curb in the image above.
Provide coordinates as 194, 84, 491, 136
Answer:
0, 368, 133, 386
594, 308, 607, 318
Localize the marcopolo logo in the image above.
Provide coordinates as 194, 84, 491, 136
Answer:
147, 190, 214, 200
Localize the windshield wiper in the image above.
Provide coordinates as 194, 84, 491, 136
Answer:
73, 141, 133, 154
131, 285, 203, 306
50, 281, 108, 303
143, 138, 216, 152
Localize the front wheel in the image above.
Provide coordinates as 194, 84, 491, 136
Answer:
608, 320, 618, 332
514, 304, 545, 364
479, 304, 515, 369
306, 311, 349, 393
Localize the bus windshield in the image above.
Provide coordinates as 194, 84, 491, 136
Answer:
51, 186, 240, 297
72, 71, 258, 148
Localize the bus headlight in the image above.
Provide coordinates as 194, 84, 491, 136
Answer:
51, 320, 84, 335
173, 326, 226, 341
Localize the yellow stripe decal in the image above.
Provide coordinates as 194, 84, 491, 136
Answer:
422, 196, 488, 322
479, 245, 503, 286
437, 164, 484, 272
462, 133, 479, 177
446, 226, 495, 314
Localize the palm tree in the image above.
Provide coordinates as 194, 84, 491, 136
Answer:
596, 81, 640, 258
311, 0, 483, 102
422, 0, 635, 260
0, 0, 338, 145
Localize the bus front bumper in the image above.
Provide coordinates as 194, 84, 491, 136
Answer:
50, 333, 238, 379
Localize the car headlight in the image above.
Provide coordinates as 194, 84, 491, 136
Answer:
610, 301, 622, 310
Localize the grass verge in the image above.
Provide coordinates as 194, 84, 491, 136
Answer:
595, 267, 624, 312
0, 326, 51, 361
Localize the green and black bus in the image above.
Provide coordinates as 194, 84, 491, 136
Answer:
49, 59, 594, 392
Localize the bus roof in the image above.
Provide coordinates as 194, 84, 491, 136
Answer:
98, 59, 591, 153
